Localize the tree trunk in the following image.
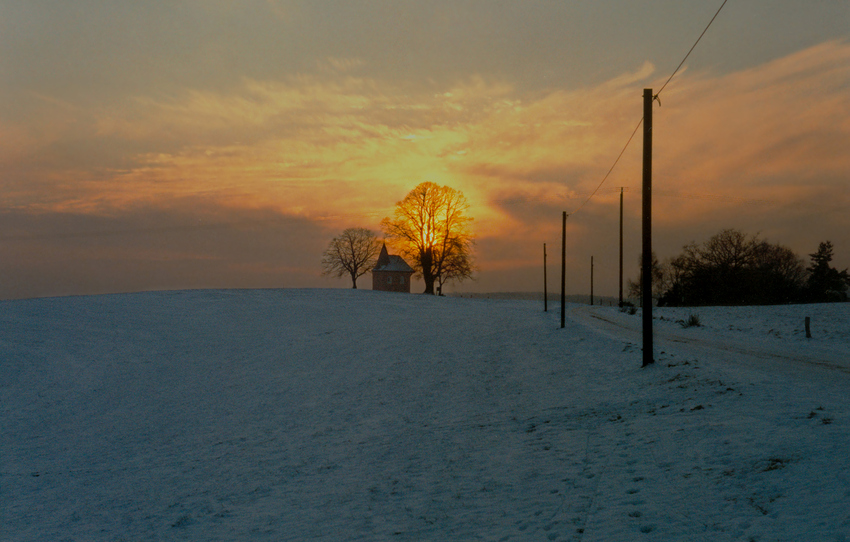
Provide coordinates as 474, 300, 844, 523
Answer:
350, 271, 358, 289
421, 248, 435, 294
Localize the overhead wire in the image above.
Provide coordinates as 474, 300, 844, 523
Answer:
569, 117, 643, 216
654, 0, 730, 100
567, 0, 731, 216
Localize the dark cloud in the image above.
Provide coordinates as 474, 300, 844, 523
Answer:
4, 1, 845, 110
0, 201, 332, 299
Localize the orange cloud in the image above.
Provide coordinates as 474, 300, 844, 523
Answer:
2, 40, 848, 297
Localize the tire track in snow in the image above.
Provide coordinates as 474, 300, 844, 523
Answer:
568, 305, 850, 376
562, 304, 834, 540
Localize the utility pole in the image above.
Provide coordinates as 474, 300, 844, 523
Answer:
543, 243, 548, 312
642, 89, 654, 367
590, 256, 594, 306
619, 187, 624, 307
560, 212, 567, 329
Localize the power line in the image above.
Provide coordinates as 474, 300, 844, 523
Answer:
570, 117, 643, 215
496, 186, 769, 210
655, 0, 730, 100
569, 0, 731, 215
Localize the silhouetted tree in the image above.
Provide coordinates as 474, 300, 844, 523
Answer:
435, 237, 475, 295
657, 229, 807, 306
321, 228, 381, 289
805, 241, 850, 302
381, 182, 474, 294
627, 252, 664, 306
749, 241, 807, 304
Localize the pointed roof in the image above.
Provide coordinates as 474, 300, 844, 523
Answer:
375, 243, 390, 269
373, 243, 415, 273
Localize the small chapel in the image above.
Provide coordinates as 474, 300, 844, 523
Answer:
371, 243, 415, 293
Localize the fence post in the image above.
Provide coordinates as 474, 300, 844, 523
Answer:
543, 243, 548, 312
561, 212, 567, 329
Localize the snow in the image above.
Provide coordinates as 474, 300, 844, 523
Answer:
2, 289, 849, 541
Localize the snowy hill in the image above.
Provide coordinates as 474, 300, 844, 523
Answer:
2, 289, 849, 541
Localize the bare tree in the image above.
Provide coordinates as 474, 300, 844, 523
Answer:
381, 182, 474, 294
321, 228, 381, 289
627, 252, 664, 305
435, 236, 475, 295
659, 229, 807, 306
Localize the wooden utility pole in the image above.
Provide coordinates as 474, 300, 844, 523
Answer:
642, 89, 654, 367
590, 256, 594, 306
619, 187, 624, 307
560, 212, 567, 329
543, 243, 548, 312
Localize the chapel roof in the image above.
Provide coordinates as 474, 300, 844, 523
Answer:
373, 243, 415, 273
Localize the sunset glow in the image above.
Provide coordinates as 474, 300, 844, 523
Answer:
1, 2, 847, 298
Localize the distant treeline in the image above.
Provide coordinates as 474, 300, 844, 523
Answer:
630, 229, 850, 307
450, 292, 619, 305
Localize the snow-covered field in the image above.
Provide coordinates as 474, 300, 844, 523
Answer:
2, 289, 849, 541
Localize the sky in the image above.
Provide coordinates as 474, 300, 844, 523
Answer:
1, 0, 848, 299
